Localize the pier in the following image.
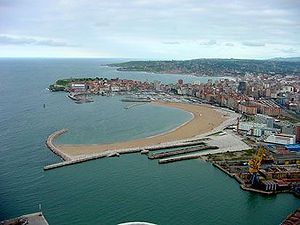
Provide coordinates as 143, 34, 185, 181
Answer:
145, 141, 205, 151
0, 212, 49, 225
211, 162, 285, 195
148, 145, 218, 159
158, 154, 203, 164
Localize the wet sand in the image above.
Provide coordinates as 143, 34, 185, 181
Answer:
57, 102, 227, 156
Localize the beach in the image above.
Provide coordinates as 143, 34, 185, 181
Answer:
57, 101, 227, 156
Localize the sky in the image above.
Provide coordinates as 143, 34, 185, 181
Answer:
0, 0, 299, 59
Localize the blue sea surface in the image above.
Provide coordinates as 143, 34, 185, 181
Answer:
0, 58, 298, 225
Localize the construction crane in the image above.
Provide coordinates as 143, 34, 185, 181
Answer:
248, 146, 266, 185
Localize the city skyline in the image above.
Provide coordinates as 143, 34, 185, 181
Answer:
0, 0, 300, 59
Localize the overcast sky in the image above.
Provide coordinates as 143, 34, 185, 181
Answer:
0, 0, 299, 59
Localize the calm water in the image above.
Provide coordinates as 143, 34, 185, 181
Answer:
0, 58, 298, 225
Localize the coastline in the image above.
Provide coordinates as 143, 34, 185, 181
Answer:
55, 101, 228, 157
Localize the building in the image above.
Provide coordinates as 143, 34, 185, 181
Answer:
281, 122, 294, 135
255, 100, 281, 117
296, 123, 300, 143
70, 83, 86, 92
238, 81, 247, 94
255, 114, 274, 128
238, 104, 257, 115
177, 79, 183, 85
265, 134, 296, 145
238, 122, 277, 137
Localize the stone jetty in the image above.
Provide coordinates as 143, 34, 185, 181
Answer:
148, 145, 218, 159
158, 154, 203, 164
45, 129, 72, 161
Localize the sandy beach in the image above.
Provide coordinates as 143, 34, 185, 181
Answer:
57, 102, 227, 156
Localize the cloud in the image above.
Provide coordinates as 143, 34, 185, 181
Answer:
94, 22, 111, 27
162, 41, 180, 45
280, 48, 296, 54
242, 41, 266, 47
0, 0, 299, 58
0, 35, 74, 47
199, 40, 217, 46
225, 43, 234, 47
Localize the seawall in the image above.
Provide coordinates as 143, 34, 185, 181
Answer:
45, 129, 72, 161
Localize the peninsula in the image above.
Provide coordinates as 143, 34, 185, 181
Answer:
109, 58, 300, 77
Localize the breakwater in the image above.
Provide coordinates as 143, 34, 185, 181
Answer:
44, 148, 143, 170
145, 141, 205, 151
148, 145, 218, 159
46, 129, 72, 161
158, 154, 203, 164
44, 128, 211, 170
44, 153, 108, 170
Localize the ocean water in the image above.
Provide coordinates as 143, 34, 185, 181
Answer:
0, 58, 298, 225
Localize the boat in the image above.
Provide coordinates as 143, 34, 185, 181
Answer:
67, 93, 79, 101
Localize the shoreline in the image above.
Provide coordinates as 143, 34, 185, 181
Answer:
55, 101, 228, 157
143, 102, 195, 139
112, 66, 234, 80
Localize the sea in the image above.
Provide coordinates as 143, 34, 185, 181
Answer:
0, 58, 298, 225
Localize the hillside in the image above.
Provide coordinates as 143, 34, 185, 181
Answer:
109, 58, 300, 76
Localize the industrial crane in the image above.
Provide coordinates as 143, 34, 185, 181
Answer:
248, 146, 266, 185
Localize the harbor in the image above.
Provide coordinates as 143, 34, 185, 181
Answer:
43, 101, 242, 170
1, 59, 299, 225
204, 147, 300, 196
44, 130, 217, 170
67, 93, 94, 104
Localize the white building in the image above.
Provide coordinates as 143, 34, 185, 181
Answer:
265, 134, 296, 145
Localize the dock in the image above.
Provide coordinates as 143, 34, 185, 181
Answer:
211, 162, 280, 195
0, 212, 49, 225
148, 145, 218, 159
145, 141, 205, 151
158, 154, 203, 164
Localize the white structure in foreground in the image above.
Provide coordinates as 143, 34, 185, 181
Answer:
265, 134, 296, 145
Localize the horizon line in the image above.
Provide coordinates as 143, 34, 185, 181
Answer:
0, 56, 299, 61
